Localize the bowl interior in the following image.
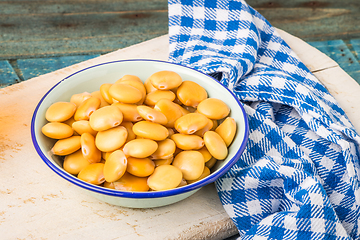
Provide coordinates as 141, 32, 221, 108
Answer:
32, 59, 248, 198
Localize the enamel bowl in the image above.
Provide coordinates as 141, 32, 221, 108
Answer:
31, 59, 249, 208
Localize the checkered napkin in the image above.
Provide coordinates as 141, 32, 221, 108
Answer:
168, 0, 360, 239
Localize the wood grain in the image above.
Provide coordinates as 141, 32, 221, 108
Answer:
247, 0, 360, 42
0, 0, 168, 59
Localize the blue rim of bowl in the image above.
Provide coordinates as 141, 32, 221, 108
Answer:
31, 59, 249, 199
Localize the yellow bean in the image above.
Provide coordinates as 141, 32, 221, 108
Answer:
104, 172, 149, 192
136, 105, 168, 125
120, 121, 136, 142
91, 90, 110, 108
198, 146, 213, 163
78, 163, 105, 185
154, 99, 183, 128
89, 105, 123, 131
109, 83, 143, 104
171, 133, 204, 150
63, 150, 91, 175
100, 83, 114, 104
103, 150, 127, 182
215, 117, 237, 147
95, 126, 128, 152
81, 133, 101, 163
42, 122, 73, 139
144, 90, 176, 106
72, 120, 98, 136
172, 150, 204, 181
116, 74, 142, 83
187, 166, 210, 184
176, 81, 208, 107
122, 139, 158, 158
174, 113, 209, 134
45, 102, 77, 122
116, 78, 147, 105
153, 156, 174, 167
149, 70, 182, 90
132, 121, 169, 141
112, 102, 143, 122
51, 136, 81, 156
70, 92, 92, 107
194, 118, 214, 137
147, 165, 183, 191
144, 77, 157, 93
150, 139, 176, 160
74, 97, 101, 121
205, 157, 217, 169
203, 131, 228, 160
127, 157, 155, 177
197, 98, 230, 120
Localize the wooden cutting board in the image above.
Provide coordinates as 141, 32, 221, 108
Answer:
1, 29, 359, 240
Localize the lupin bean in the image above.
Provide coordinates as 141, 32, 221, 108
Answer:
171, 133, 204, 150
122, 139, 158, 158
81, 133, 101, 163
177, 81, 207, 107
104, 172, 149, 192
149, 70, 182, 90
154, 99, 183, 128
126, 157, 155, 177
150, 139, 176, 160
45, 102, 77, 122
174, 113, 209, 134
103, 150, 127, 182
147, 165, 183, 191
112, 102, 142, 122
70, 92, 92, 107
42, 122, 73, 139
172, 151, 204, 181
74, 97, 101, 121
215, 117, 237, 146
137, 105, 168, 125
78, 163, 105, 185
197, 98, 230, 120
72, 120, 98, 136
203, 131, 228, 160
95, 126, 128, 152
132, 121, 169, 141
51, 136, 81, 156
89, 105, 123, 131
109, 83, 143, 104
63, 150, 91, 175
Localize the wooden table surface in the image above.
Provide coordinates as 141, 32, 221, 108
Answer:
0, 1, 359, 240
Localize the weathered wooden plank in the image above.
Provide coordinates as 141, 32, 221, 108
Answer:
17, 54, 100, 80
0, 1, 168, 59
0, 60, 20, 88
247, 0, 360, 42
0, 32, 167, 60
0, 0, 167, 14
349, 39, 360, 60
308, 40, 360, 83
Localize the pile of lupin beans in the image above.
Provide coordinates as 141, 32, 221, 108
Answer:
42, 70, 237, 191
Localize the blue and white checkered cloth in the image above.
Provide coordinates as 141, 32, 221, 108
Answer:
168, 0, 360, 239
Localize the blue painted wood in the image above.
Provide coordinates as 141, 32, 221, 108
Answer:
0, 60, 20, 88
349, 39, 360, 60
17, 54, 100, 80
308, 40, 360, 84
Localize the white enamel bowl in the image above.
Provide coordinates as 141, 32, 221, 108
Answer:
31, 59, 249, 208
